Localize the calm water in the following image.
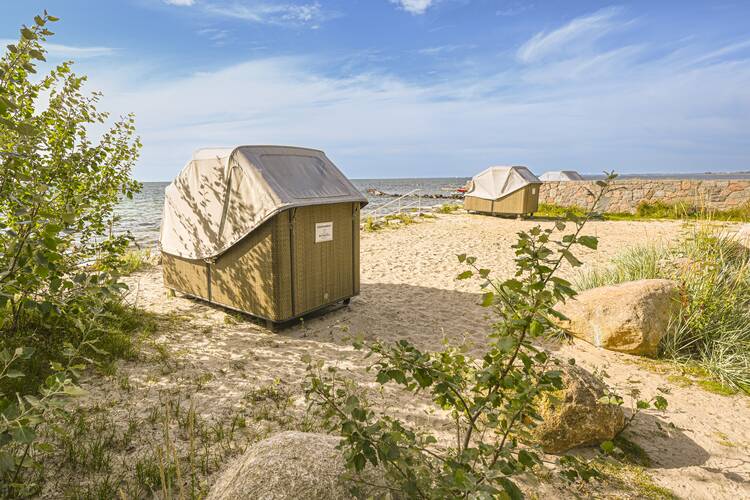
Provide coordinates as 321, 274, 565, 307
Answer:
115, 178, 471, 247
116, 172, 750, 247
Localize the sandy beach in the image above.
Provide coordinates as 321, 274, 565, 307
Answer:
70, 213, 750, 499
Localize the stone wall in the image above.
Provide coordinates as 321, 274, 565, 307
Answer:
538, 179, 750, 214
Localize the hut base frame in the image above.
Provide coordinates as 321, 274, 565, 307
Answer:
167, 287, 353, 331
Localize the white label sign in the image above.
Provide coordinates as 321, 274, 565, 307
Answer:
315, 221, 333, 243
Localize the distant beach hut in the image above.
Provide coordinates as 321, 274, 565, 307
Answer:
539, 170, 585, 181
159, 145, 368, 326
463, 166, 542, 216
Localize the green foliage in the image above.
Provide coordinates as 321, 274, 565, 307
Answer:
384, 212, 416, 225
575, 244, 665, 290
636, 200, 750, 221
635, 200, 696, 219
1, 11, 142, 333
0, 341, 88, 497
577, 225, 750, 392
109, 248, 155, 275
306, 174, 619, 498
0, 13, 143, 495
435, 203, 461, 214
535, 203, 588, 219
538, 200, 750, 222
362, 216, 384, 232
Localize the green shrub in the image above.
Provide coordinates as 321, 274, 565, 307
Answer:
434, 203, 461, 214
115, 248, 155, 275
362, 216, 383, 232
305, 174, 622, 498
0, 13, 145, 493
535, 203, 589, 219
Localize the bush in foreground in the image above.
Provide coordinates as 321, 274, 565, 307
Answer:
1, 13, 144, 495
305, 174, 626, 498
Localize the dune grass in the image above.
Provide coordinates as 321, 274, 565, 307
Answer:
536, 201, 750, 222
575, 225, 750, 393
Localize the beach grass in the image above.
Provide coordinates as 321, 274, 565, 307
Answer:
575, 224, 750, 393
536, 201, 750, 222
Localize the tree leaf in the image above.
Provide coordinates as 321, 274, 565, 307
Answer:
11, 426, 36, 444
577, 235, 598, 250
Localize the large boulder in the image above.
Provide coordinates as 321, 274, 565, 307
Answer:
534, 364, 625, 454
557, 279, 679, 356
207, 431, 355, 500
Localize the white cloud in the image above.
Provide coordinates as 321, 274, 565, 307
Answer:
0, 39, 115, 58
78, 37, 750, 181
164, 0, 195, 5
417, 44, 473, 55
390, 0, 435, 15
517, 7, 622, 63
203, 2, 331, 27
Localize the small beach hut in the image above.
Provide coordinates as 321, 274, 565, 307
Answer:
539, 170, 584, 181
463, 166, 541, 216
159, 145, 368, 325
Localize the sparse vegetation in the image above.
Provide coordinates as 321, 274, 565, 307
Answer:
536, 201, 750, 222
362, 211, 437, 232
434, 203, 462, 214
577, 224, 750, 393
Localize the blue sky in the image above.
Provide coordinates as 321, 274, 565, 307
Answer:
3, 1, 750, 181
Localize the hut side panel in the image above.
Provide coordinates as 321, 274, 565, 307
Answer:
291, 203, 355, 316
464, 185, 539, 215
271, 210, 294, 322
210, 218, 276, 319
163, 254, 210, 300
352, 204, 361, 296
463, 196, 494, 213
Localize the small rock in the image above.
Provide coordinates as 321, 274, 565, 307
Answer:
207, 431, 355, 500
557, 279, 679, 356
534, 364, 625, 454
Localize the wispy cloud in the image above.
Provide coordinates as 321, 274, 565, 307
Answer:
203, 2, 333, 27
496, 2, 533, 17
688, 39, 750, 66
164, 0, 195, 6
417, 44, 473, 56
517, 6, 623, 63
196, 28, 231, 46
85, 32, 750, 180
390, 0, 435, 15
0, 39, 116, 58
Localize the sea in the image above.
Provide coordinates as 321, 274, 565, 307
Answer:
116, 173, 750, 248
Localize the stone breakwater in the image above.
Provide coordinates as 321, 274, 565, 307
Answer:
539, 179, 750, 214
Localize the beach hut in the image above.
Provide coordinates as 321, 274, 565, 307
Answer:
463, 166, 541, 216
159, 145, 368, 326
539, 170, 585, 181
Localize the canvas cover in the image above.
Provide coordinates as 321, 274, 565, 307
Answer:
160, 145, 367, 260
539, 170, 584, 181
466, 166, 541, 201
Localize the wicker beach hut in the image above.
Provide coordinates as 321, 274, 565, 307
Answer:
159, 145, 368, 326
539, 170, 584, 181
463, 166, 541, 216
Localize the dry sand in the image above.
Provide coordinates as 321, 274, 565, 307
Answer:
76, 213, 749, 499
